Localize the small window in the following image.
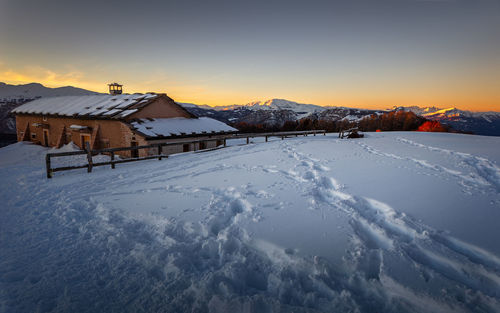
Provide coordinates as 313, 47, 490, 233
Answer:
42, 116, 47, 121
31, 133, 36, 139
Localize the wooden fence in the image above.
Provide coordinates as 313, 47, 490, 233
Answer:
45, 130, 326, 178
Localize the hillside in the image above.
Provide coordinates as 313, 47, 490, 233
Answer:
185, 101, 500, 136
395, 106, 500, 136
0, 82, 100, 101
1, 132, 499, 312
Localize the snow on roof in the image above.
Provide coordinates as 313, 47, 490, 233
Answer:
69, 124, 89, 130
11, 94, 159, 118
131, 117, 237, 137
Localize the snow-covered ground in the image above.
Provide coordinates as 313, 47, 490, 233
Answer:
1, 132, 500, 313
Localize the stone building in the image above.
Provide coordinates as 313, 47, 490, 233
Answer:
11, 88, 236, 157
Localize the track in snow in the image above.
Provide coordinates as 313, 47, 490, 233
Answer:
1, 133, 500, 313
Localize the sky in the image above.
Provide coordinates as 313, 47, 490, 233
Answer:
0, 0, 499, 111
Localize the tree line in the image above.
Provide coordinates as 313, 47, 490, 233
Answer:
233, 111, 451, 133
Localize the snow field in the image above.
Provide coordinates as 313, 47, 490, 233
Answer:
1, 132, 500, 312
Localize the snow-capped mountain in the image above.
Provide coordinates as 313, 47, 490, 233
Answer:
243, 99, 324, 114
395, 106, 500, 136
310, 107, 386, 122
392, 106, 442, 116
180, 99, 327, 127
0, 82, 100, 102
191, 99, 325, 115
181, 99, 369, 127
181, 100, 388, 128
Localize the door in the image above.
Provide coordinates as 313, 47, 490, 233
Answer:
43, 129, 50, 147
81, 134, 91, 150
183, 144, 190, 152
131, 141, 139, 158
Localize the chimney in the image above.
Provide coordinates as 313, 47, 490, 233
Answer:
108, 83, 123, 95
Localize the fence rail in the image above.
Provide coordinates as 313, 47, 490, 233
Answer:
45, 130, 326, 178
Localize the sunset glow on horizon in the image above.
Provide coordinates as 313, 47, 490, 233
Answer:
1, 0, 499, 112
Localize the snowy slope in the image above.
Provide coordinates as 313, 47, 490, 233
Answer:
1, 133, 500, 312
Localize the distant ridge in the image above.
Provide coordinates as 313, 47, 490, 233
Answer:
394, 106, 500, 136
0, 82, 101, 100
182, 101, 500, 136
0, 82, 102, 135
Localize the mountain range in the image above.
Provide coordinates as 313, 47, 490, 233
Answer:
1, 82, 499, 136
0, 82, 101, 101
393, 106, 500, 136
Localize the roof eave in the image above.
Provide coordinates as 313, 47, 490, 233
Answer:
142, 131, 238, 141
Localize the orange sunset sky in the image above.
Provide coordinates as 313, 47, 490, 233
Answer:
1, 0, 499, 111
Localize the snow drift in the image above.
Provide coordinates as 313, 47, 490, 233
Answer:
1, 132, 500, 313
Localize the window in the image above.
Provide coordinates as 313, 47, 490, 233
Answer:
31, 133, 36, 139
42, 116, 47, 122
183, 144, 190, 152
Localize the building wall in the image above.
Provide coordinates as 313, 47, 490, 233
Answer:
14, 94, 225, 158
127, 96, 193, 120
145, 136, 224, 155
15, 115, 140, 157
15, 115, 226, 158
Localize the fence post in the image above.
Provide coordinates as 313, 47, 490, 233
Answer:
324, 130, 326, 136
265, 136, 268, 142
46, 154, 52, 179
86, 142, 93, 173
111, 151, 115, 169
246, 137, 249, 144
158, 144, 163, 160
224, 139, 227, 147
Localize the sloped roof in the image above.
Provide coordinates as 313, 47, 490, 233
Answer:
131, 117, 237, 138
11, 94, 159, 119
